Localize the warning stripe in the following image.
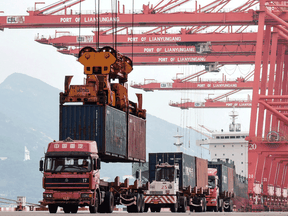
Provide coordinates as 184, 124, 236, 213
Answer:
144, 195, 176, 204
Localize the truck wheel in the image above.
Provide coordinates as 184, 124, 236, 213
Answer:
202, 197, 207, 212
213, 206, 218, 212
155, 207, 161, 212
89, 192, 99, 213
150, 207, 156, 212
140, 194, 145, 212
182, 197, 187, 212
48, 204, 58, 214
63, 205, 71, 213
144, 205, 149, 212
170, 202, 178, 212
70, 205, 78, 213
218, 205, 224, 212
105, 191, 114, 213
189, 206, 194, 212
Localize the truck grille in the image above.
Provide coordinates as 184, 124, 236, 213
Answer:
45, 178, 89, 188
150, 191, 163, 194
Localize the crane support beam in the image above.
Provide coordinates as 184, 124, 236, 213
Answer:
169, 99, 252, 108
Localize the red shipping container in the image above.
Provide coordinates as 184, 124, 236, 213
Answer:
128, 115, 146, 162
195, 157, 208, 189
227, 167, 234, 193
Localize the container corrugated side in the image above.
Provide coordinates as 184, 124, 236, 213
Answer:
149, 153, 196, 189
227, 167, 234, 193
59, 105, 128, 162
195, 157, 208, 189
128, 115, 146, 162
104, 106, 127, 159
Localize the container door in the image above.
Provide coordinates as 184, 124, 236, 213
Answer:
105, 106, 127, 158
128, 115, 146, 162
182, 154, 196, 188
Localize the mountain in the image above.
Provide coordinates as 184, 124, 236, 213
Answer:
0, 73, 207, 205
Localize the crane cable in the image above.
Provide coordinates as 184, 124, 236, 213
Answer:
78, 0, 82, 49
132, 0, 134, 61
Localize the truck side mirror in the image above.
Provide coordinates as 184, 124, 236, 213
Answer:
97, 159, 101, 170
39, 160, 44, 172
177, 169, 180, 178
136, 170, 140, 179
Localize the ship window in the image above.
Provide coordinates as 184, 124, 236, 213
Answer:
242, 170, 244, 173
225, 136, 229, 139
232, 154, 234, 156
241, 145, 243, 147
215, 154, 217, 156
223, 145, 225, 147
230, 136, 235, 139
216, 136, 220, 139
223, 153, 225, 156
241, 136, 246, 138
221, 136, 224, 139
236, 136, 240, 138
241, 162, 243, 164
232, 145, 234, 147
214, 145, 216, 148
241, 153, 243, 155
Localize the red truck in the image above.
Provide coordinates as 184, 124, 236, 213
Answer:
206, 161, 234, 212
39, 138, 148, 214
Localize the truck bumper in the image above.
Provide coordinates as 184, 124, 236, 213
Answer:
42, 190, 94, 206
144, 195, 177, 205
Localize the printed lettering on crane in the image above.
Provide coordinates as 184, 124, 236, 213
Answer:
7, 16, 25, 24
62, 144, 67, 148
160, 83, 172, 88
54, 144, 60, 149
78, 144, 83, 149
70, 144, 75, 149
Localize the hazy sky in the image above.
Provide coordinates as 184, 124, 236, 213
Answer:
0, 0, 253, 143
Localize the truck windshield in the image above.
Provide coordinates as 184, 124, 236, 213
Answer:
156, 167, 175, 182
208, 176, 216, 189
45, 156, 91, 172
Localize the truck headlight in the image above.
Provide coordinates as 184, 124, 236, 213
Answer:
44, 193, 53, 198
81, 193, 92, 198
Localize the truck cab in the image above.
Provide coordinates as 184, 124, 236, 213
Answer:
40, 139, 101, 214
144, 163, 184, 212
206, 168, 220, 211
150, 163, 180, 195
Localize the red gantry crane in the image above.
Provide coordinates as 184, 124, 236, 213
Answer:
246, 0, 288, 211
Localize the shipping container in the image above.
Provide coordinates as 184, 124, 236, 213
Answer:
195, 157, 208, 189
128, 115, 146, 162
208, 161, 233, 194
149, 153, 207, 189
59, 104, 146, 163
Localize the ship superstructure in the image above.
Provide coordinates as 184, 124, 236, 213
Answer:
196, 110, 248, 177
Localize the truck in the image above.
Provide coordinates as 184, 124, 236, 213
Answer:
143, 152, 209, 213
39, 138, 148, 214
206, 160, 235, 212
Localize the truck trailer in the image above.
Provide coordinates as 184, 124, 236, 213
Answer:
144, 152, 209, 212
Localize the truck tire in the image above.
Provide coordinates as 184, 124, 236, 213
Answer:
189, 206, 194, 212
202, 197, 207, 212
89, 192, 99, 213
170, 202, 178, 212
48, 204, 58, 214
127, 193, 141, 213
63, 205, 71, 213
155, 207, 161, 212
105, 191, 114, 213
178, 197, 187, 212
144, 205, 149, 212
213, 206, 218, 212
150, 207, 157, 212
140, 194, 145, 212
70, 205, 78, 213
